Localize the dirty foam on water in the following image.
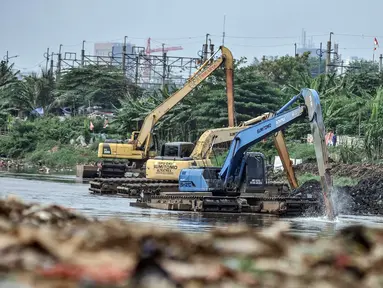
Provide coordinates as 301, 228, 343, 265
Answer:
1, 173, 382, 237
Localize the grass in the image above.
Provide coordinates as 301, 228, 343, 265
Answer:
298, 173, 358, 187
297, 173, 320, 183
24, 144, 98, 169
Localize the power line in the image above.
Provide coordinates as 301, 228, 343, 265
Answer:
334, 33, 383, 38
150, 36, 204, 41
14, 60, 45, 70
227, 43, 295, 48
211, 33, 328, 39
339, 47, 377, 50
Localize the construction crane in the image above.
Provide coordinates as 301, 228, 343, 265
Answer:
145, 37, 183, 55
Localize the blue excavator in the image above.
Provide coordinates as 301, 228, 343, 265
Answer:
177, 88, 337, 219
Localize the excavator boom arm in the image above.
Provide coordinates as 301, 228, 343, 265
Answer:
190, 113, 298, 190
190, 126, 245, 160
218, 88, 335, 219
219, 106, 306, 181
136, 46, 234, 151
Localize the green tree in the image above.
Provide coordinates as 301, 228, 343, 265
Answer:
3, 70, 56, 116
256, 52, 311, 88
56, 65, 141, 112
0, 61, 19, 88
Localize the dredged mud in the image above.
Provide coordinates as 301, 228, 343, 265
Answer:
294, 162, 383, 179
291, 178, 383, 216
269, 162, 383, 215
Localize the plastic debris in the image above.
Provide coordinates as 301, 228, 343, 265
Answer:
0, 197, 382, 287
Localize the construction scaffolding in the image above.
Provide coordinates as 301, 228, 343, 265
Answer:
49, 41, 203, 90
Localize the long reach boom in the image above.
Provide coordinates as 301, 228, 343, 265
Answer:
219, 88, 336, 219
190, 113, 299, 189
136, 46, 235, 154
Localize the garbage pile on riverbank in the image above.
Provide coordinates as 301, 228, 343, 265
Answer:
1, 198, 383, 287
0, 196, 95, 227
291, 178, 383, 215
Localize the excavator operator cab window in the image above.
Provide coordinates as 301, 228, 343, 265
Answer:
161, 142, 195, 158
179, 143, 194, 158
132, 132, 139, 140
162, 144, 179, 157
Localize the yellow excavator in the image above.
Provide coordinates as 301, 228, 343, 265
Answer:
97, 46, 235, 178
114, 112, 299, 196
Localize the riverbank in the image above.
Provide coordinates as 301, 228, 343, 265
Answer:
0, 116, 105, 171
270, 162, 383, 216
0, 196, 382, 287
0, 144, 98, 172
269, 162, 383, 186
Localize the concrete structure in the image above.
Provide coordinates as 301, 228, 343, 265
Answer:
94, 42, 134, 66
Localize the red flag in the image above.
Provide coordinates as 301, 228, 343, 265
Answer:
90, 121, 94, 131
374, 37, 379, 50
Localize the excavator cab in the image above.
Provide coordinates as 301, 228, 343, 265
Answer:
145, 142, 196, 180
238, 152, 267, 193
149, 134, 159, 157
160, 142, 195, 159
129, 131, 159, 157
131, 131, 139, 141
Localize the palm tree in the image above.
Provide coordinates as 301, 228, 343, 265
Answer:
0, 61, 19, 89
4, 69, 56, 116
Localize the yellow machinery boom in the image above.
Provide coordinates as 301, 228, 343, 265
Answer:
97, 46, 235, 177
146, 113, 299, 189
135, 46, 235, 155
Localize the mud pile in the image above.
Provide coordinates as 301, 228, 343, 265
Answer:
269, 162, 383, 182
294, 162, 383, 179
1, 198, 383, 287
290, 178, 383, 215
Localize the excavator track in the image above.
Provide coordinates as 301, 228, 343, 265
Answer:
98, 161, 146, 178
116, 182, 179, 197
131, 193, 320, 216
89, 177, 178, 195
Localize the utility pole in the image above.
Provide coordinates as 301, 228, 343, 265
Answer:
57, 44, 62, 78
222, 15, 226, 46
122, 36, 127, 74
294, 43, 297, 57
209, 38, 214, 58
162, 43, 167, 89
4, 51, 19, 64
325, 32, 333, 74
44, 48, 50, 71
318, 42, 323, 75
203, 33, 210, 62
81, 41, 85, 67
135, 52, 139, 84
49, 52, 54, 77
379, 54, 383, 72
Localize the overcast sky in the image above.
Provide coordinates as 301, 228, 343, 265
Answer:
2, 0, 383, 72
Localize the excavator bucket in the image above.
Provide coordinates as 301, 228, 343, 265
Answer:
301, 88, 337, 220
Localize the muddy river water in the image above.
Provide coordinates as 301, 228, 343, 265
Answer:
1, 171, 383, 237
